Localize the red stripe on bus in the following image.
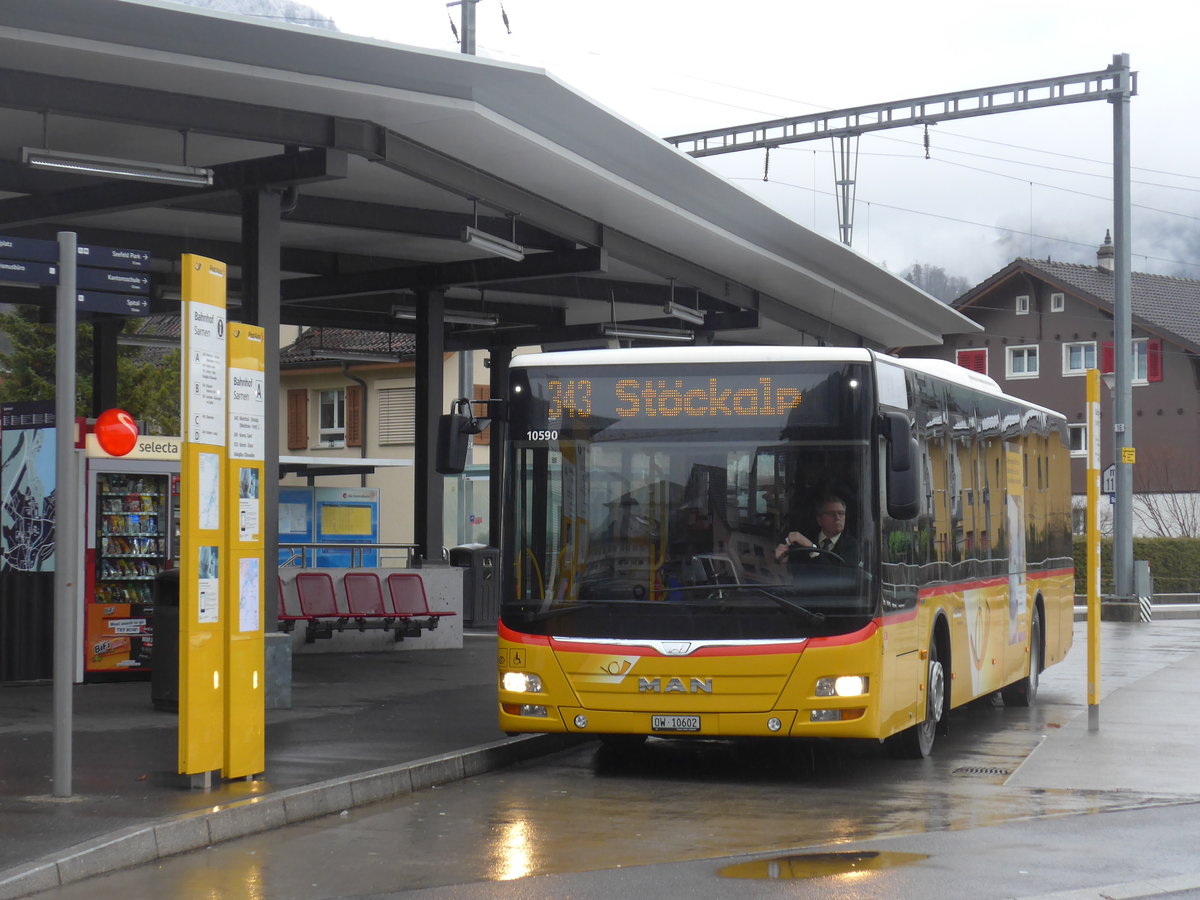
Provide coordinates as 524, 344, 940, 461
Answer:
807, 619, 879, 648
499, 621, 880, 656
498, 621, 550, 645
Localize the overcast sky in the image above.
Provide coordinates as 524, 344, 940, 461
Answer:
298, 0, 1198, 286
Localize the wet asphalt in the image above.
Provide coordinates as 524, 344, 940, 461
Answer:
4, 620, 1200, 899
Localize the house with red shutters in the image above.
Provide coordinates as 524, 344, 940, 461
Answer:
895, 234, 1200, 537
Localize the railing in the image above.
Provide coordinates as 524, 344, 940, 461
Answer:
278, 542, 422, 569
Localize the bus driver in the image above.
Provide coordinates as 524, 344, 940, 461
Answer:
774, 494, 860, 569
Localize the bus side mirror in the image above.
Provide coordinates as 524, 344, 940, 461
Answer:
883, 412, 919, 520
436, 398, 487, 475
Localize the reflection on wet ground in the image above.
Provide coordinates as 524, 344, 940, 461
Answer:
39, 621, 1200, 899
718, 850, 929, 880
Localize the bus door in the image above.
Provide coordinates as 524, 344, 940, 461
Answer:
1004, 440, 1029, 683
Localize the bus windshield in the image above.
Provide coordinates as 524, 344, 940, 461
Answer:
504, 362, 876, 641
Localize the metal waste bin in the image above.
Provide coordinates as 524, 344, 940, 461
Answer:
449, 543, 499, 626
150, 568, 180, 712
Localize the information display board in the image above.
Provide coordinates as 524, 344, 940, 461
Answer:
224, 323, 266, 779
179, 254, 228, 777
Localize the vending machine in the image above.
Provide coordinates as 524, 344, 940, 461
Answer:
82, 439, 181, 679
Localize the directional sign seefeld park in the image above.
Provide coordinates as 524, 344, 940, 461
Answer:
0, 233, 152, 315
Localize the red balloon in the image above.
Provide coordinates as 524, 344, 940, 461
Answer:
95, 408, 139, 457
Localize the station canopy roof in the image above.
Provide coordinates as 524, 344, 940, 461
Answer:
0, 0, 978, 350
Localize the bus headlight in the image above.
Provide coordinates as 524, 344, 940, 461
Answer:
815, 675, 869, 697
502, 672, 543, 693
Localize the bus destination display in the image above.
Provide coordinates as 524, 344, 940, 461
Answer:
517, 365, 861, 434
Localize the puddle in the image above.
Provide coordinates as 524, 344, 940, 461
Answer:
719, 850, 928, 880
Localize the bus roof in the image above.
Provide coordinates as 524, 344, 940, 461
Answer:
881, 355, 1067, 421
510, 346, 1066, 422
511, 346, 876, 368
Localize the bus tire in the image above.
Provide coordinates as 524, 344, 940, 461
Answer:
1002, 605, 1042, 708
885, 636, 946, 759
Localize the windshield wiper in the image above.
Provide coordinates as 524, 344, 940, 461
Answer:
721, 585, 826, 624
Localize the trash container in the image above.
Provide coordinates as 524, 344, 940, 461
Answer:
150, 568, 180, 712
449, 543, 499, 626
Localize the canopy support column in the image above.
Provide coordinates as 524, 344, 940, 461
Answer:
414, 288, 445, 562
240, 187, 282, 567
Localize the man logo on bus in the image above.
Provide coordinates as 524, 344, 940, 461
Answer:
639, 677, 713, 694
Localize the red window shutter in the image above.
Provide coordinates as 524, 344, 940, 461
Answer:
1100, 342, 1115, 374
346, 385, 364, 447
472, 383, 491, 446
287, 389, 308, 450
1147, 340, 1163, 382
956, 349, 987, 375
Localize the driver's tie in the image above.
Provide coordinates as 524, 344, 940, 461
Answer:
821, 538, 832, 551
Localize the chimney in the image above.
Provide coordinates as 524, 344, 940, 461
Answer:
1097, 229, 1115, 273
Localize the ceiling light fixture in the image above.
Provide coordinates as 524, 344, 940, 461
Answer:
391, 305, 500, 327
460, 225, 525, 262
601, 323, 694, 343
22, 147, 214, 187
663, 300, 705, 326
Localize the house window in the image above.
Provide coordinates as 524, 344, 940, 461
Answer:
1062, 341, 1096, 376
1101, 339, 1162, 383
1015, 294, 1030, 315
1133, 338, 1150, 383
318, 389, 345, 447
378, 387, 416, 444
1068, 424, 1087, 457
1006, 345, 1039, 378
956, 348, 987, 375
1050, 292, 1065, 312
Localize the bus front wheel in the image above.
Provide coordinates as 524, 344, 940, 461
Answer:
1002, 605, 1042, 708
886, 638, 945, 759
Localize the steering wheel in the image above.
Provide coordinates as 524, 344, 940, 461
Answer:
783, 542, 845, 566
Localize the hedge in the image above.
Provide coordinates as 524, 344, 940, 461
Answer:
1071, 537, 1200, 595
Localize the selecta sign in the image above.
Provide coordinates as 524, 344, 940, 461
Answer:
93, 408, 139, 456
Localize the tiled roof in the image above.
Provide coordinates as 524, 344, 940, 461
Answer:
963, 259, 1200, 352
122, 314, 181, 364
280, 327, 416, 367
127, 314, 182, 340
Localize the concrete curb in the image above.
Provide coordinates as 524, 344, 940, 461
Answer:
1073, 604, 1200, 622
1016, 870, 1200, 899
0, 733, 585, 900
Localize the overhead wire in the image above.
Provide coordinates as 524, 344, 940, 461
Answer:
192, 11, 1200, 266
731, 176, 1200, 272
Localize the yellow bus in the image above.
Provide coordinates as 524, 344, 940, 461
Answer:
497, 347, 1073, 757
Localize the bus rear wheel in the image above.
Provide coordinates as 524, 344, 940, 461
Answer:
1002, 605, 1042, 708
886, 638, 945, 759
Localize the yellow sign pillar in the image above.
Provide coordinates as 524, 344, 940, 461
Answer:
224, 324, 267, 778
1086, 368, 1102, 731
179, 255, 228, 777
